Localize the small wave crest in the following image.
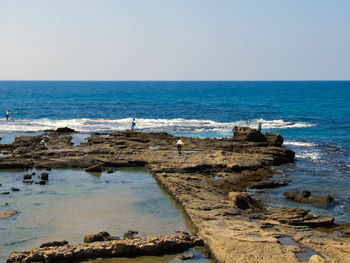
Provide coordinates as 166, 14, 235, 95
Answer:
0, 118, 314, 133
284, 141, 318, 147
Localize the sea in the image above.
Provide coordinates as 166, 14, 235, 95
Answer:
0, 81, 349, 221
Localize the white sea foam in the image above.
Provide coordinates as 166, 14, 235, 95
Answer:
0, 118, 314, 133
295, 152, 321, 161
284, 141, 318, 147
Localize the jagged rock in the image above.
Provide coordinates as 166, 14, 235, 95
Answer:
40, 240, 68, 248
8, 233, 203, 263
56, 127, 75, 133
40, 172, 49, 180
85, 164, 103, 173
264, 132, 284, 147
265, 207, 334, 227
228, 192, 263, 211
0, 210, 18, 219
283, 191, 334, 207
233, 126, 267, 142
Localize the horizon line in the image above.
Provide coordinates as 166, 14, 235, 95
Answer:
0, 80, 349, 82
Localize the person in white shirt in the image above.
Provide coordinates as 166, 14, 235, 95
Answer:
131, 119, 136, 130
5, 110, 10, 121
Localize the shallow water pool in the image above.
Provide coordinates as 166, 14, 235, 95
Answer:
0, 168, 207, 262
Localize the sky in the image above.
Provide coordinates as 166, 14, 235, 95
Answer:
0, 0, 349, 80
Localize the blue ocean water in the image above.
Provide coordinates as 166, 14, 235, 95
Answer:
0, 81, 349, 221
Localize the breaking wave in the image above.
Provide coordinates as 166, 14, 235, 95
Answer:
0, 118, 314, 133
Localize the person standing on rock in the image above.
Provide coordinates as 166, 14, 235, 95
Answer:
131, 119, 136, 130
176, 139, 184, 154
5, 110, 10, 121
258, 122, 262, 132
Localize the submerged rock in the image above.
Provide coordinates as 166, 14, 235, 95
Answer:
251, 180, 288, 189
85, 164, 103, 173
179, 252, 195, 260
0, 210, 18, 219
22, 179, 34, 184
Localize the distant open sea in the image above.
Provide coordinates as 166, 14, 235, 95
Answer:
0, 81, 350, 221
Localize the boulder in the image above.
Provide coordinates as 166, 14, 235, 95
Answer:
40, 172, 49, 180
228, 192, 263, 211
264, 132, 284, 147
233, 126, 267, 142
283, 191, 334, 207
84, 231, 111, 243
56, 127, 75, 133
85, 164, 103, 173
23, 174, 32, 180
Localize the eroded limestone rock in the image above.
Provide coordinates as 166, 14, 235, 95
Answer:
8, 233, 203, 263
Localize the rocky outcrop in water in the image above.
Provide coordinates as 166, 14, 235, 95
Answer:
56, 127, 75, 133
7, 233, 203, 263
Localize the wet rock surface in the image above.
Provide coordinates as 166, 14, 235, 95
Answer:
2, 128, 350, 262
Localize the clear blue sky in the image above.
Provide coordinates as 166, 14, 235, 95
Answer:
0, 0, 349, 80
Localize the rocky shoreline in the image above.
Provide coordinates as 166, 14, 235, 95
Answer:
2, 127, 350, 262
